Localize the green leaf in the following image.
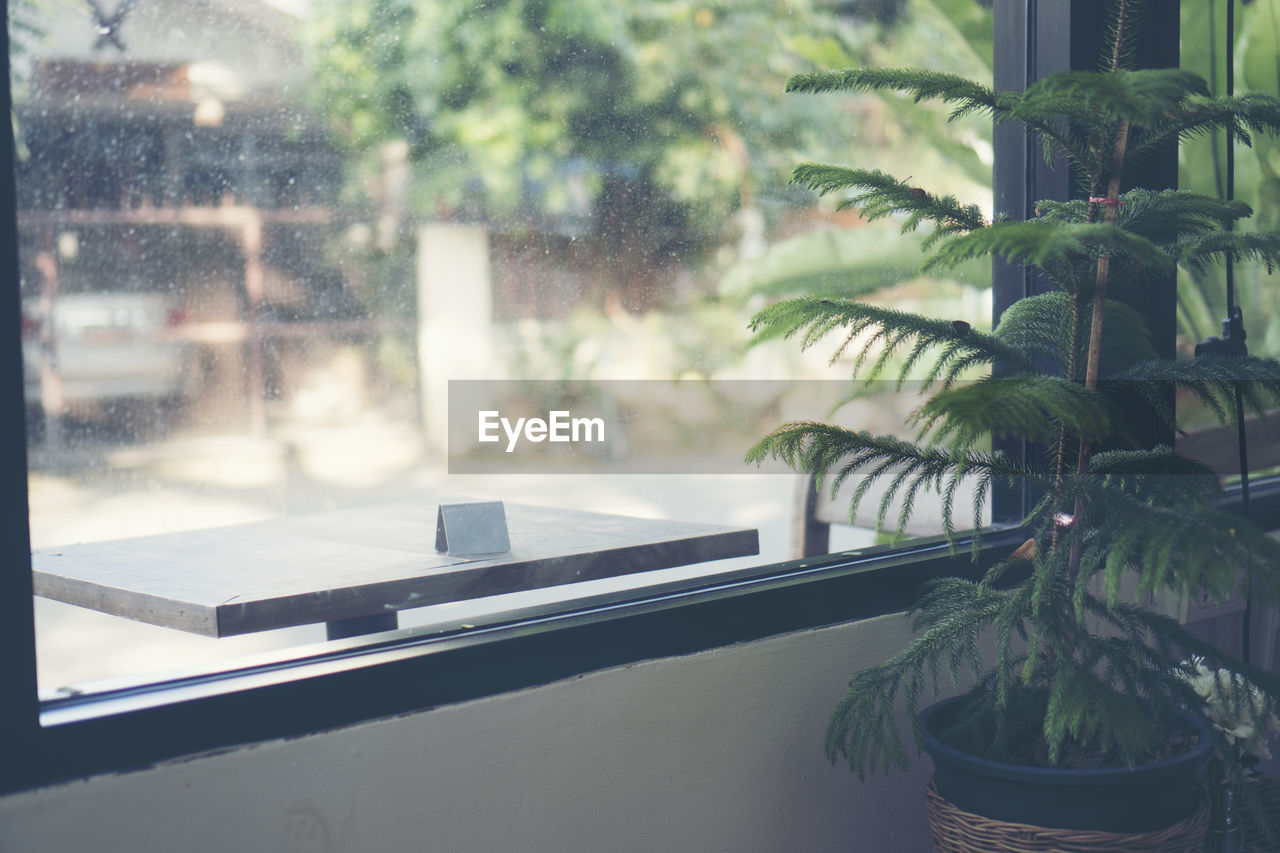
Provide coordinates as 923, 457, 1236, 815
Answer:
789, 165, 986, 242
994, 293, 1157, 379
824, 580, 1013, 778
785, 67, 998, 119
914, 375, 1112, 448
1018, 69, 1209, 130
992, 291, 1076, 372
1087, 447, 1221, 506
1135, 92, 1280, 158
746, 422, 1028, 538
927, 219, 1175, 283
748, 296, 1031, 384
1113, 355, 1280, 423
1175, 230, 1280, 275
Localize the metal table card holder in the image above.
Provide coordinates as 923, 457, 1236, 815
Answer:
435, 500, 511, 557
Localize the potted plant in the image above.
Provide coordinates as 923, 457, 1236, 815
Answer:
749, 0, 1280, 846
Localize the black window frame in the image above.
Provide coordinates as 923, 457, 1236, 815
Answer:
1, 0, 1273, 796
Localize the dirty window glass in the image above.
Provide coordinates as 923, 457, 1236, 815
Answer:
11, 0, 994, 694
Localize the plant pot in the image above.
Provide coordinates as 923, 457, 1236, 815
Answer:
919, 695, 1213, 833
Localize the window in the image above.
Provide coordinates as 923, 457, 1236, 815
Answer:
10, 0, 997, 697
8, 0, 1248, 796
1176, 0, 1280, 481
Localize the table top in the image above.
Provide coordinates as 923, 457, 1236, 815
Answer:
32, 500, 760, 637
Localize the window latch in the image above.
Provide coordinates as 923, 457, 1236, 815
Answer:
1194, 305, 1248, 359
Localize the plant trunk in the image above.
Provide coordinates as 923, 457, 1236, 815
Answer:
1067, 119, 1131, 582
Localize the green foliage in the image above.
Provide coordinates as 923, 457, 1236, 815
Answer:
304, 0, 996, 320
1174, 230, 1280, 275
1114, 355, 1280, 424
914, 375, 1111, 448
926, 218, 1174, 285
748, 296, 1030, 386
1134, 93, 1280, 160
992, 291, 1159, 375
717, 224, 990, 302
823, 578, 1016, 775
790, 165, 986, 246
785, 66, 1000, 119
750, 0, 1280, 780
1085, 447, 1220, 505
1017, 68, 1208, 129
1045, 189, 1251, 241
747, 422, 1023, 541
304, 0, 991, 252
306, 1, 812, 244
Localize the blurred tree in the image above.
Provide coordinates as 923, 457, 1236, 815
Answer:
306, 0, 992, 307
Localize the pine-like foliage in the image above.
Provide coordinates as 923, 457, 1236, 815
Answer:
751, 0, 1280, 779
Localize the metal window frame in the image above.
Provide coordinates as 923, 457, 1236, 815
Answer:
2, 0, 1269, 797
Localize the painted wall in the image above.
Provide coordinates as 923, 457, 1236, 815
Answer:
0, 613, 943, 852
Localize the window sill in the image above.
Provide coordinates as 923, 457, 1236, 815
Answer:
22, 526, 1026, 794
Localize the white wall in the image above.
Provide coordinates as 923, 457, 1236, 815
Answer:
0, 614, 942, 853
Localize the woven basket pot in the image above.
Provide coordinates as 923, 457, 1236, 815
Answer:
919, 696, 1213, 836
925, 779, 1208, 853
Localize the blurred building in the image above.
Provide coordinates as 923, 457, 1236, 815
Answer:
12, 0, 376, 435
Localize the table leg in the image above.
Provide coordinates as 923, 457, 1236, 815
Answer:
326, 612, 399, 640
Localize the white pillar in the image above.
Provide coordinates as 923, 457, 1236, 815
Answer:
417, 224, 494, 458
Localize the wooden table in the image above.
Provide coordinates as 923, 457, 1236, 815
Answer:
32, 500, 759, 639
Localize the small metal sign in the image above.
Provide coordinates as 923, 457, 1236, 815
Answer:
435, 501, 511, 556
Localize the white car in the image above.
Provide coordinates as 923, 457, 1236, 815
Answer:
23, 292, 200, 415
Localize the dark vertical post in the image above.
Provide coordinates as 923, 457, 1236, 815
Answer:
991, 0, 1075, 525
1122, 6, 1180, 451
989, 0, 1027, 527
0, 0, 44, 794
990, 0, 1178, 527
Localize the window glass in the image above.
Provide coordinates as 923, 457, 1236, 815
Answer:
1178, 1, 1280, 479
11, 0, 993, 694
